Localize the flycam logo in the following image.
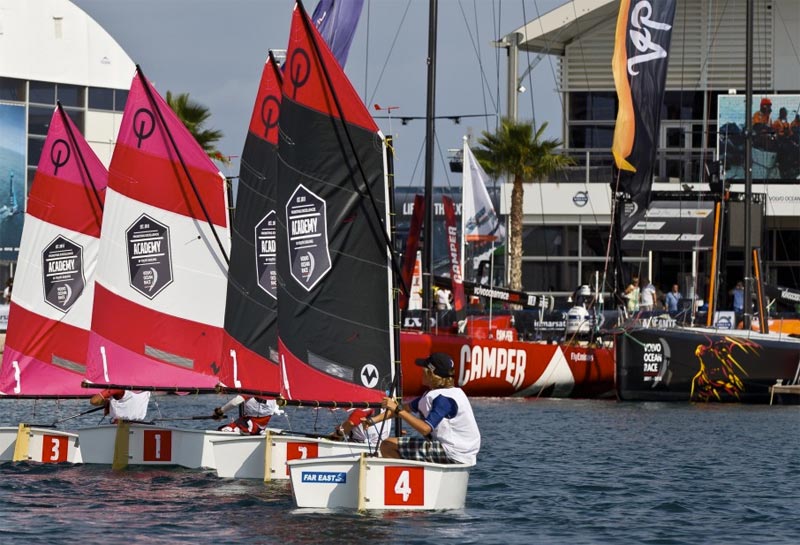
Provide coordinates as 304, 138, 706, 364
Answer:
360, 363, 379, 388
627, 1, 673, 75
42, 235, 85, 312
126, 214, 173, 299
255, 210, 277, 299
286, 184, 331, 291
573, 191, 588, 207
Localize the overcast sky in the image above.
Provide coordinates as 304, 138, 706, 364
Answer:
72, 0, 570, 190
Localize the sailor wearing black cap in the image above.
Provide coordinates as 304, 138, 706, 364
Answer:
364, 352, 480, 465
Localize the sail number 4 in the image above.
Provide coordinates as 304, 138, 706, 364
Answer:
384, 467, 424, 506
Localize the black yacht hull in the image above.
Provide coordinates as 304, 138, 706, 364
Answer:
615, 326, 800, 403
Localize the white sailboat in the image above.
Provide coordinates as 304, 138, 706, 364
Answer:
279, 1, 473, 510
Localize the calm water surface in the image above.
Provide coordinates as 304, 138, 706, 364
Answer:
1, 396, 798, 544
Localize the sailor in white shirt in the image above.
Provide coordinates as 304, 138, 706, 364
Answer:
367, 352, 480, 465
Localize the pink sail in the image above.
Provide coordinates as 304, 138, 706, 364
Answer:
85, 68, 230, 390
0, 105, 106, 396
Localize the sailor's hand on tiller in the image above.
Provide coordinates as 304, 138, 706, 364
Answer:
381, 396, 399, 412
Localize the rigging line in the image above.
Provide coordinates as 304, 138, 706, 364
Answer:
363, 0, 370, 100
773, 2, 800, 78
298, 5, 408, 297
473, 0, 492, 133
57, 102, 104, 215
135, 65, 230, 266
520, 0, 537, 128
493, 0, 502, 130
366, 0, 412, 108
456, 0, 499, 117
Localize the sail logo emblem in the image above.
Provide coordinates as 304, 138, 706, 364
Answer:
132, 108, 156, 149
288, 48, 311, 100
627, 1, 673, 75
42, 235, 85, 313
126, 214, 173, 299
49, 139, 71, 176
260, 95, 280, 141
255, 210, 278, 300
360, 364, 379, 388
286, 184, 331, 292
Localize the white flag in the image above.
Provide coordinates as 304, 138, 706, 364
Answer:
462, 140, 505, 244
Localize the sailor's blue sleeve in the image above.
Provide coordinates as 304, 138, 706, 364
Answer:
409, 397, 421, 413
423, 395, 458, 429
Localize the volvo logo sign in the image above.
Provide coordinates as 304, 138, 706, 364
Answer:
572, 191, 588, 207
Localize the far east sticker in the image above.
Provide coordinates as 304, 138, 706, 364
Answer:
285, 184, 331, 291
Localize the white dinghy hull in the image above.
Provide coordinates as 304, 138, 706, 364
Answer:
288, 453, 473, 510
0, 425, 82, 464
212, 431, 372, 480
77, 424, 233, 469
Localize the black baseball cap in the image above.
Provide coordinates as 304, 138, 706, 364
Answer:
415, 352, 454, 378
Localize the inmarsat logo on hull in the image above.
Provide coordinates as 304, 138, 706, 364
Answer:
126, 214, 173, 299
42, 235, 85, 312
286, 184, 331, 292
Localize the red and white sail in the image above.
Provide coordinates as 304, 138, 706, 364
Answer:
85, 69, 230, 390
0, 106, 106, 396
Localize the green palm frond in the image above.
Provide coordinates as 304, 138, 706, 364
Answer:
165, 90, 226, 162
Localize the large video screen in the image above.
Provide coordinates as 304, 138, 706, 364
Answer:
717, 95, 800, 182
718, 94, 800, 182
0, 103, 26, 262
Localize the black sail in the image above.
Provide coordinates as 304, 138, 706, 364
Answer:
219, 54, 283, 392
277, 3, 394, 402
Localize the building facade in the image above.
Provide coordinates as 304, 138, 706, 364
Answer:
503, 0, 800, 302
0, 0, 134, 272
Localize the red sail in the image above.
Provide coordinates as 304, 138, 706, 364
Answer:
1, 106, 106, 396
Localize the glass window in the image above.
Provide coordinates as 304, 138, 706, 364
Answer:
29, 81, 55, 104
522, 261, 578, 292
663, 91, 704, 120
569, 92, 617, 121
568, 125, 615, 149
580, 226, 610, 257
522, 226, 577, 257
89, 87, 114, 110
115, 89, 129, 111
61, 108, 84, 132
28, 106, 54, 136
773, 230, 800, 262
0, 77, 26, 102
57, 84, 83, 108
28, 137, 46, 167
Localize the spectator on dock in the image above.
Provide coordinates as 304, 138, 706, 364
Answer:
624, 277, 640, 314
3, 277, 12, 304
731, 281, 745, 314
665, 284, 682, 314
639, 278, 657, 311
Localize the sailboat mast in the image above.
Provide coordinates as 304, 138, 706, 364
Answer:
422, 0, 438, 331
743, 0, 754, 330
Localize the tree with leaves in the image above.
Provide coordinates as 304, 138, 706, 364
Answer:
473, 118, 574, 292
165, 91, 227, 164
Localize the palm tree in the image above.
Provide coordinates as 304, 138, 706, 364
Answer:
165, 91, 227, 163
474, 118, 574, 292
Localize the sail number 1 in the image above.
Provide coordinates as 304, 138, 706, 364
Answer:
143, 430, 172, 462
383, 467, 424, 506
